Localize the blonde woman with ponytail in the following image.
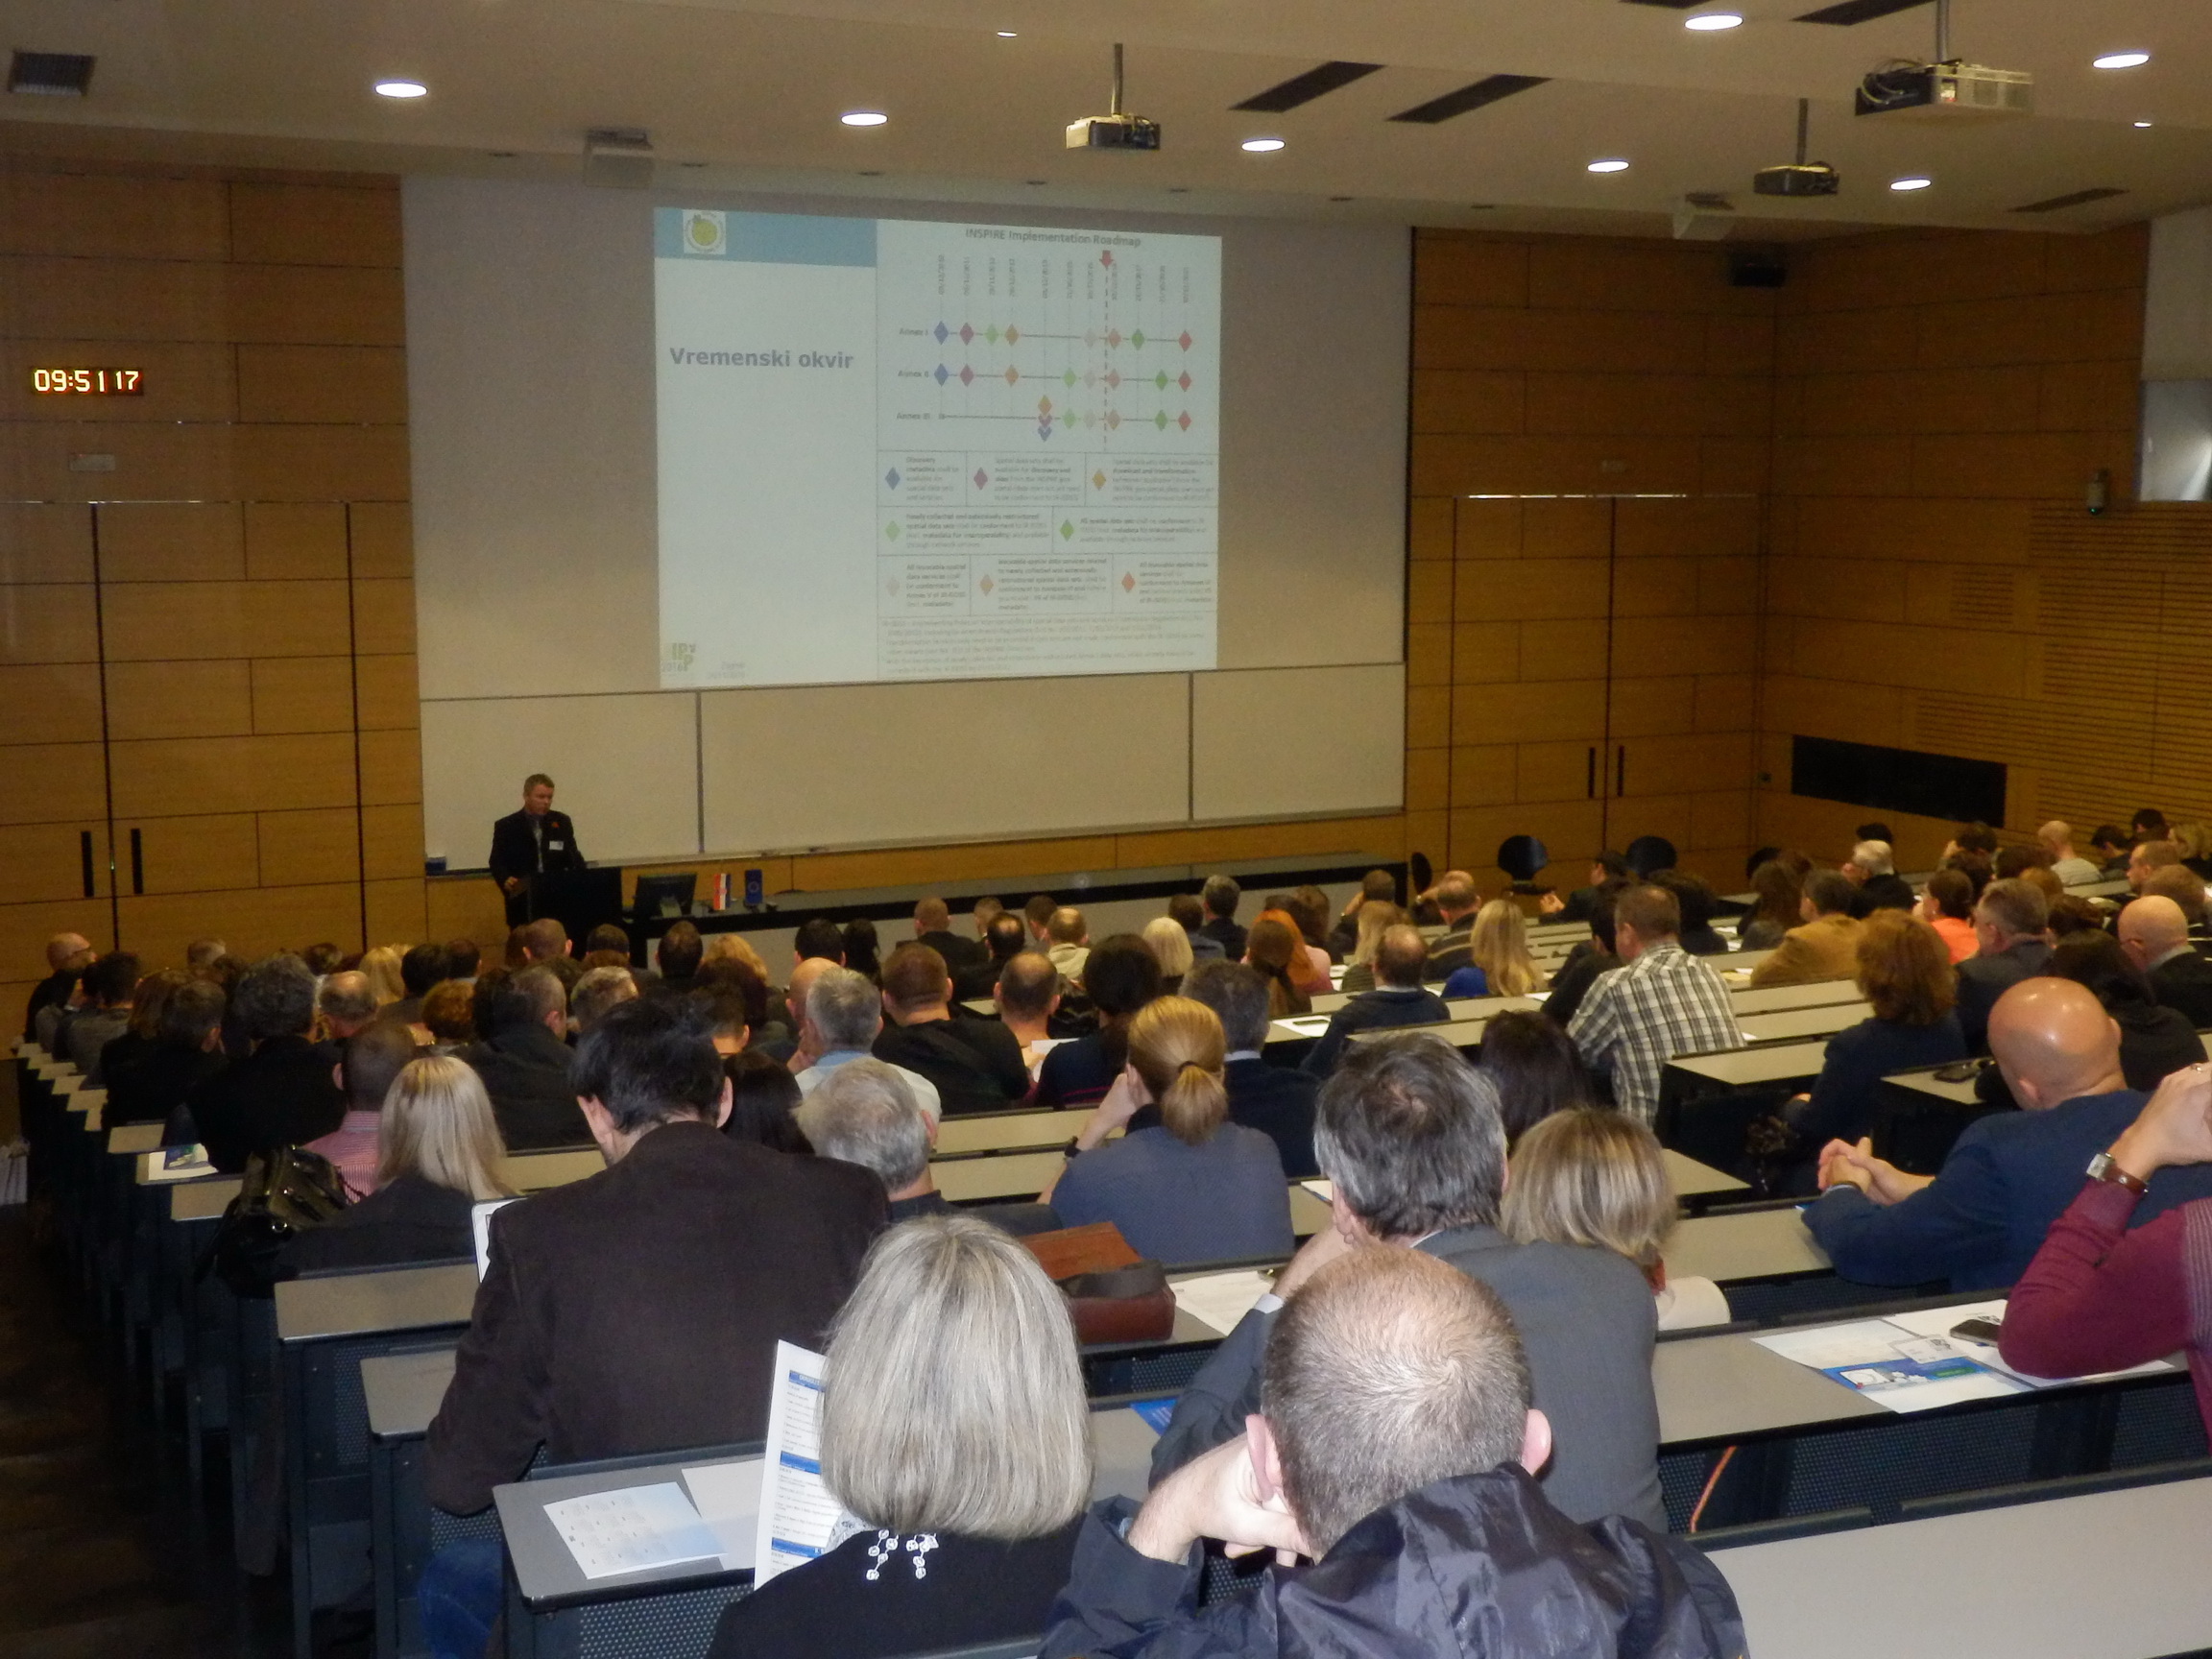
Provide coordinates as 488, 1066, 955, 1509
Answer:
1042, 996, 1294, 1264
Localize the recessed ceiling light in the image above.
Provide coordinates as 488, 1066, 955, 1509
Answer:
1588, 157, 1629, 173
373, 80, 427, 98
1242, 137, 1285, 152
2093, 51, 2150, 70
1890, 175, 1933, 191
1685, 12, 1743, 29
841, 110, 888, 127
2135, 119, 2154, 128
997, 30, 1018, 36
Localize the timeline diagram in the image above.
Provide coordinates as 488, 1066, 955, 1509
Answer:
871, 218, 1222, 677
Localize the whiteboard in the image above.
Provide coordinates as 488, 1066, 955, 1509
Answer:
1191, 664, 1406, 823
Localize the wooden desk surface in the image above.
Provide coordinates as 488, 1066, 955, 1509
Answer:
1736, 1001, 1871, 1044
1654, 1328, 1883, 1445
275, 1261, 478, 1344
1881, 1064, 1983, 1105
1669, 1041, 1829, 1088
1727, 978, 1863, 1016
934, 1107, 1094, 1158
1664, 1149, 1748, 1201
170, 1178, 242, 1220
1668, 1207, 1829, 1285
1705, 1476, 2212, 1659
108, 1122, 163, 1155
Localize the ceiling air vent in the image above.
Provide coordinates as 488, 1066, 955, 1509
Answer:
8, 51, 95, 96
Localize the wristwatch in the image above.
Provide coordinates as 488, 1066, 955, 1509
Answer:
2085, 1151, 2149, 1195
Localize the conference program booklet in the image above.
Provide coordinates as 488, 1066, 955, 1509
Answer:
754, 1340, 858, 1585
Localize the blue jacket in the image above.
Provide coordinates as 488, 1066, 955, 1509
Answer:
1787, 1011, 1967, 1146
1804, 1087, 2212, 1290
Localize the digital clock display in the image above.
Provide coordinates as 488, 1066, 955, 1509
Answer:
31, 368, 144, 396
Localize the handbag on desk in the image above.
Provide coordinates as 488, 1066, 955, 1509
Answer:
204, 1145, 349, 1297
1022, 1221, 1176, 1344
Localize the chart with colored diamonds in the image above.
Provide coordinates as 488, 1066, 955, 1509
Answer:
873, 218, 1221, 677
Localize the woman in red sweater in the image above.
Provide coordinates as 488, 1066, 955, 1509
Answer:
2001, 1061, 2212, 1438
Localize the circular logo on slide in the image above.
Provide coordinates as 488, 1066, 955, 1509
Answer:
682, 210, 727, 255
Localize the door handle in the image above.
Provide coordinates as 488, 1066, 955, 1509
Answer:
1585, 746, 1596, 800
1616, 746, 1626, 796
130, 827, 144, 896
80, 829, 95, 899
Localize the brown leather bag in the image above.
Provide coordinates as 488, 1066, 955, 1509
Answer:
1022, 1221, 1177, 1345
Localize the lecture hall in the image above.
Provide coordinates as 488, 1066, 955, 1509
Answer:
8, 3, 2212, 1656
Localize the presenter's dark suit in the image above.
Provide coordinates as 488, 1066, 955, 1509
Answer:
489, 808, 586, 928
424, 1118, 885, 1514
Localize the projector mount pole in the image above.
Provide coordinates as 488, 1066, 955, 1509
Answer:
1933, 0, 1951, 65
1794, 97, 1809, 164
1111, 42, 1124, 118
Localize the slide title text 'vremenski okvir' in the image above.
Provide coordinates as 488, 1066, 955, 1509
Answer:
667, 348, 855, 368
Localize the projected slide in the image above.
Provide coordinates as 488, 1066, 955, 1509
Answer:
655, 210, 1222, 689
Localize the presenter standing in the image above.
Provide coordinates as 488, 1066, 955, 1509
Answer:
489, 773, 586, 927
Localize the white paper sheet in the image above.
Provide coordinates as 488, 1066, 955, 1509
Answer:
1301, 1178, 1334, 1202
754, 1341, 857, 1585
681, 1458, 764, 1570
1171, 1269, 1275, 1335
545, 1483, 722, 1580
1754, 1310, 2027, 1413
1280, 1016, 1333, 1035
1886, 1301, 2179, 1387
471, 1197, 518, 1278
142, 1144, 214, 1183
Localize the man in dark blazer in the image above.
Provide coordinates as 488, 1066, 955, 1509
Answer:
185, 954, 345, 1171
2123, 896, 2212, 1028
1954, 878, 2055, 1052
1148, 1034, 1664, 1530
871, 944, 1029, 1115
425, 997, 886, 1517
1300, 926, 1453, 1078
489, 773, 586, 928
1185, 960, 1320, 1178
460, 966, 590, 1149
1806, 977, 2212, 1290
1195, 875, 1247, 962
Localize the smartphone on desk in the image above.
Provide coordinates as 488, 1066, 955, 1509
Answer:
1950, 1316, 2005, 1345
1933, 1060, 1984, 1084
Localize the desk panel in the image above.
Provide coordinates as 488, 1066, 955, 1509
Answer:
1669, 1208, 1829, 1285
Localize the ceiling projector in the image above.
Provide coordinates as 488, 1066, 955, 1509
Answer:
1854, 60, 2032, 119
1755, 99, 1839, 198
1068, 44, 1161, 151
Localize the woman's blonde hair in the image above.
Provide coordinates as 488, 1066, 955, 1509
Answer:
1469, 900, 1543, 998
375, 1055, 514, 1201
821, 1214, 1092, 1537
701, 930, 770, 982
358, 945, 406, 1007
1126, 995, 1229, 1146
1350, 899, 1403, 967
1142, 915, 1194, 980
1501, 1108, 1673, 1270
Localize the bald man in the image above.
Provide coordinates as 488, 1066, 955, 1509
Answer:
1804, 978, 2212, 1290
25, 931, 95, 1045
2121, 896, 2212, 1028
2037, 820, 2102, 887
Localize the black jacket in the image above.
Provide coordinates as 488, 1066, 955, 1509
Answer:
104, 1041, 227, 1126
281, 1172, 476, 1275
1956, 939, 2056, 1052
425, 1119, 886, 1514
1300, 987, 1452, 1078
489, 807, 585, 888
1040, 1468, 1743, 1659
2151, 950, 2212, 1029
1852, 873, 1917, 916
1196, 917, 1247, 963
873, 1017, 1030, 1114
186, 1034, 347, 1173
461, 1024, 589, 1150
1224, 1058, 1319, 1178
23, 969, 76, 1043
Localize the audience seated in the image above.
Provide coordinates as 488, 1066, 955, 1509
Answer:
2002, 1064, 2212, 1441
1334, 897, 1403, 995
316, 971, 380, 1042
2038, 820, 2104, 887
461, 966, 589, 1149
420, 979, 476, 1047
654, 919, 704, 993
1034, 936, 1160, 1109
712, 1215, 1089, 1659
691, 977, 752, 1056
391, 943, 449, 1026
1021, 894, 1056, 949
1152, 1034, 1663, 1527
1737, 856, 1808, 951
1805, 978, 2212, 1289
104, 977, 227, 1126
1503, 1108, 1731, 1331
806, 1059, 1059, 1237
1242, 915, 1313, 1019
1047, 997, 1292, 1264
93, 967, 180, 1098
2128, 837, 2183, 895
1781, 910, 1966, 1160
1045, 907, 1091, 987
1567, 884, 1743, 1124
2045, 930, 2206, 1092
567, 965, 637, 1036
2050, 893, 2110, 939
1168, 891, 1225, 963
419, 998, 886, 1650
1050, 1247, 1740, 1659
359, 945, 407, 1006
1479, 1009, 1597, 1143
60, 951, 139, 1082
1195, 875, 1247, 961
794, 965, 944, 1120
872, 944, 1029, 1114
24, 931, 94, 1044
1537, 850, 1631, 925
1288, 885, 1336, 965
1421, 869, 1482, 979
582, 923, 629, 958
1541, 879, 1630, 1030
1325, 868, 1397, 958
1748, 869, 1863, 989
1652, 870, 1729, 956
721, 1048, 812, 1153
841, 918, 882, 982
302, 1022, 422, 1197
981, 908, 1031, 984
184, 954, 345, 1171
1260, 901, 1331, 991
698, 950, 782, 1047
1915, 868, 1981, 964
288, 1050, 513, 1273
1440, 898, 1544, 998
2091, 823, 2132, 876
993, 951, 1064, 1076
911, 895, 986, 978
1842, 839, 1915, 916
1954, 878, 2056, 1052
1139, 915, 1193, 995
2142, 863, 2210, 932
2120, 895, 2212, 1026
1183, 961, 1320, 1178
1299, 925, 1448, 1078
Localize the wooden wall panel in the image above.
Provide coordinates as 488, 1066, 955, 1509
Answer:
0, 503, 94, 583
246, 502, 350, 580
0, 824, 110, 904
0, 585, 98, 664
96, 503, 247, 582
100, 580, 351, 661
0, 662, 103, 743
0, 744, 107, 825
103, 660, 254, 740
108, 733, 357, 819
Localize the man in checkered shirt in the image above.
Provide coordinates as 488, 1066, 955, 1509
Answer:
1566, 883, 1744, 1122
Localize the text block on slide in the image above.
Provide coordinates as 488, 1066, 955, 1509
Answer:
655, 209, 1222, 689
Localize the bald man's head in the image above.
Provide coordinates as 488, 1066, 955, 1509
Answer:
785, 954, 833, 1016
2119, 896, 2191, 971
46, 933, 93, 973
1987, 977, 2126, 1112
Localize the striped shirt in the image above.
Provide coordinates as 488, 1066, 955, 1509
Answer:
1566, 941, 1743, 1123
